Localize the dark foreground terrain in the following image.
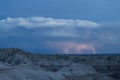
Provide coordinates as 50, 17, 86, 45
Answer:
0, 48, 120, 80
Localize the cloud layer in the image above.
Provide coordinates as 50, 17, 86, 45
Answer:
0, 17, 99, 28
0, 17, 120, 54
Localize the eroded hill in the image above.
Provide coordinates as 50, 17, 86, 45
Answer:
0, 48, 120, 80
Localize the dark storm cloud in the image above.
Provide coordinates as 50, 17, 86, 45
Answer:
0, 17, 120, 54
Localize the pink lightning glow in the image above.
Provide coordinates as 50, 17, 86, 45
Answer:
47, 41, 96, 54
75, 44, 96, 54
63, 42, 96, 54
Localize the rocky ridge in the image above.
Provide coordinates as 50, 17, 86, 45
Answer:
0, 48, 120, 80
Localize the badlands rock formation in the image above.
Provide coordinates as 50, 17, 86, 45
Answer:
0, 48, 120, 80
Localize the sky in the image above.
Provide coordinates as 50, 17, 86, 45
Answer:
0, 0, 120, 54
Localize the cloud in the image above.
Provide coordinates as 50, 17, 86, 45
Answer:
0, 17, 100, 38
0, 17, 99, 29
0, 17, 120, 54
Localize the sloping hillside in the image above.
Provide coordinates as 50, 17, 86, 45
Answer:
0, 48, 120, 80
